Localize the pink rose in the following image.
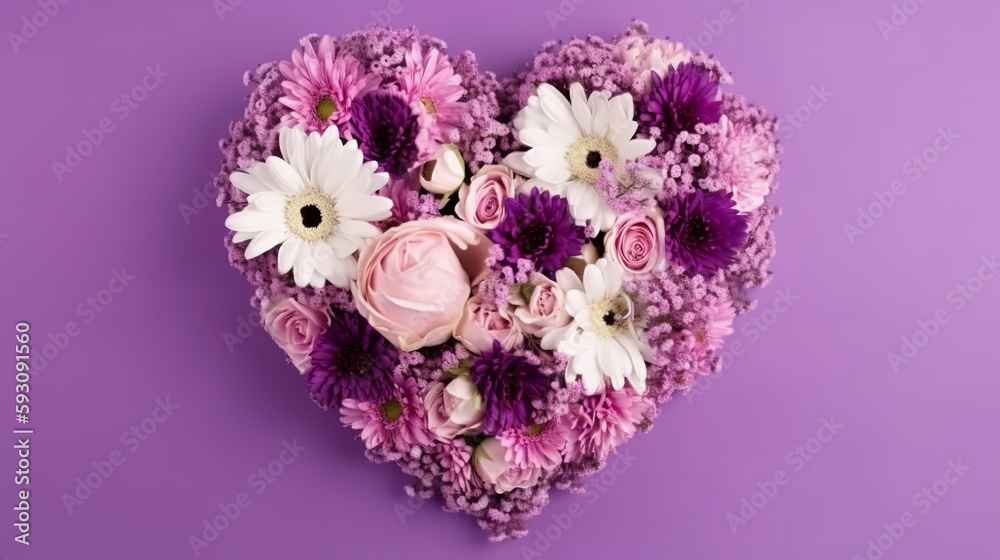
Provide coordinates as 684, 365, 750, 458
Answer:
424, 374, 485, 440
453, 291, 524, 354
472, 437, 543, 494
510, 272, 572, 349
604, 209, 665, 277
353, 217, 492, 351
262, 295, 330, 373
455, 165, 520, 230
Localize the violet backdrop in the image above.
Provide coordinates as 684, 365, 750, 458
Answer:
2, 0, 998, 558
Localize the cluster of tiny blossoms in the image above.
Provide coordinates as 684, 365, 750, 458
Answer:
215, 21, 782, 541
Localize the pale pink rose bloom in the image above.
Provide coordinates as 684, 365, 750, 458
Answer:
262, 295, 330, 373
353, 217, 492, 351
424, 374, 485, 440
510, 273, 572, 347
604, 208, 666, 278
455, 165, 520, 231
453, 291, 524, 354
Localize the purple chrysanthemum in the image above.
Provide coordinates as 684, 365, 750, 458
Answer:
487, 187, 586, 278
639, 62, 723, 144
468, 341, 550, 435
305, 308, 397, 409
660, 189, 748, 276
348, 90, 421, 179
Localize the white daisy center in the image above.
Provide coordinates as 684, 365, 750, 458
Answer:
566, 136, 619, 184
589, 297, 630, 339
284, 188, 338, 242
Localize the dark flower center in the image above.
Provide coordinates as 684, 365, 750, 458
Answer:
602, 311, 617, 326
335, 344, 371, 377
300, 205, 323, 228
685, 216, 709, 244
585, 150, 602, 169
316, 96, 337, 121
520, 223, 551, 254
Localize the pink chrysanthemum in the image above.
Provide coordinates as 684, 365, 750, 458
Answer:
682, 297, 735, 356
398, 43, 466, 158
278, 35, 381, 133
340, 376, 433, 452
561, 388, 655, 463
715, 115, 778, 213
438, 438, 479, 494
499, 421, 571, 471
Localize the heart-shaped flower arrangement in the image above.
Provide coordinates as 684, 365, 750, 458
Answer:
215, 21, 781, 540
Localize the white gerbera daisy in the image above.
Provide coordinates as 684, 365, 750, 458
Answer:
503, 82, 656, 231
225, 126, 392, 289
558, 259, 652, 395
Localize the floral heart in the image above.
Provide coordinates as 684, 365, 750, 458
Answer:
215, 21, 781, 541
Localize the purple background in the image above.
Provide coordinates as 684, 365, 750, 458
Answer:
3, 0, 999, 558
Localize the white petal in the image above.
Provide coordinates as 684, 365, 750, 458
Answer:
245, 228, 291, 259
292, 251, 316, 288
336, 218, 382, 240
570, 85, 594, 135
225, 209, 282, 232
246, 191, 288, 213
230, 169, 269, 195
583, 265, 606, 300
503, 152, 537, 177
232, 231, 256, 244
337, 196, 393, 222
565, 290, 590, 317
619, 138, 656, 161
598, 341, 628, 387
277, 236, 302, 273
264, 157, 306, 194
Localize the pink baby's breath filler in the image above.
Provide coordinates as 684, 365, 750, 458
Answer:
215, 21, 783, 540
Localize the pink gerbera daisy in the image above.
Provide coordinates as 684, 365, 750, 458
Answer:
499, 421, 571, 470
278, 35, 381, 133
397, 43, 466, 158
561, 388, 654, 463
682, 298, 736, 356
340, 376, 433, 452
